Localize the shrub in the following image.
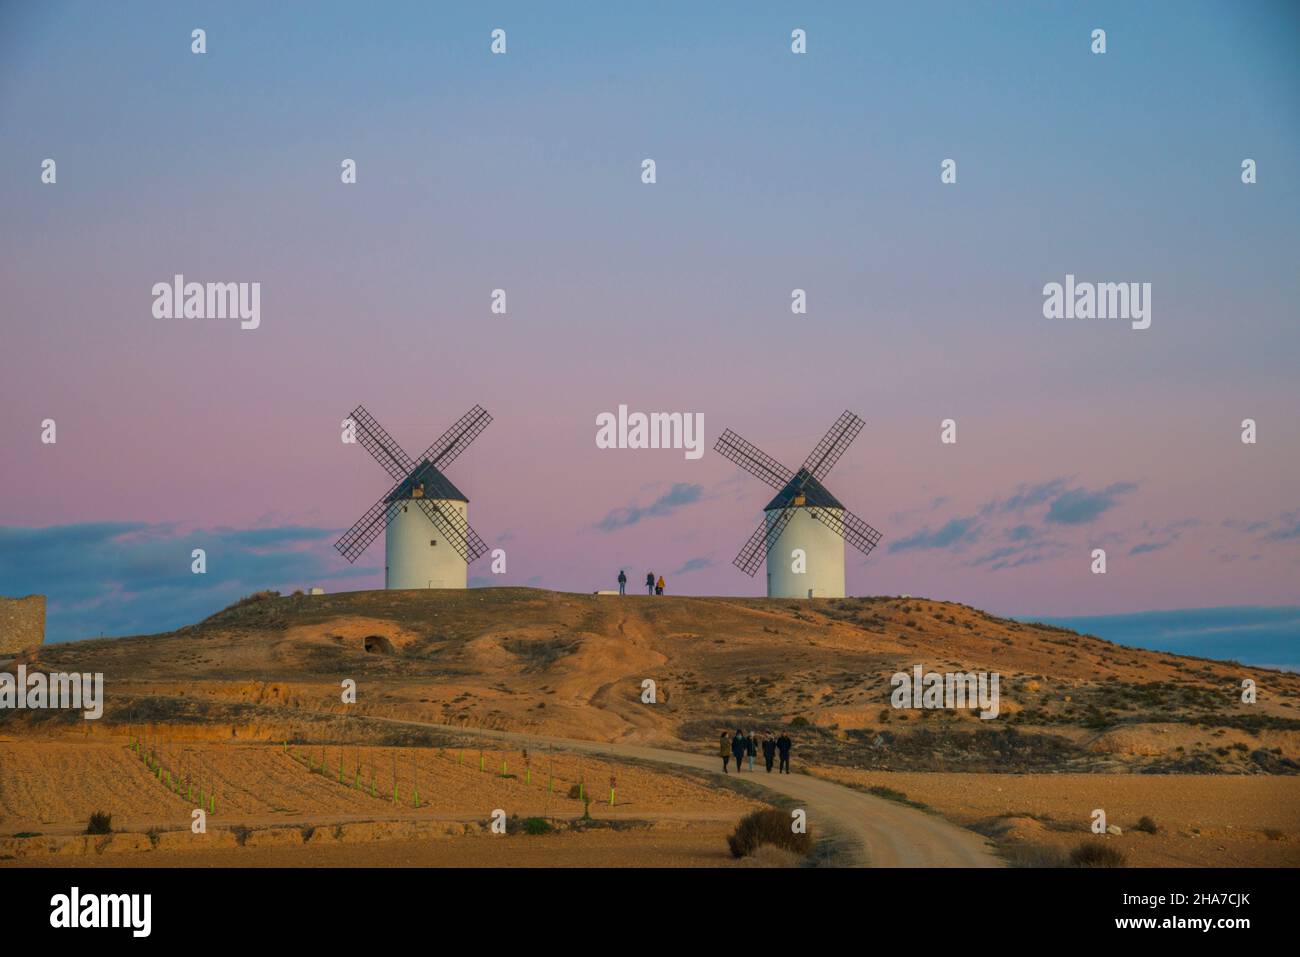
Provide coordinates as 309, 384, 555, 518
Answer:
501, 637, 580, 672
85, 811, 112, 835
1070, 841, 1125, 867
727, 808, 812, 860
228, 590, 280, 610
521, 817, 553, 835
732, 845, 805, 868
790, 716, 809, 728
1006, 843, 1068, 868
231, 825, 252, 847
1135, 816, 1158, 834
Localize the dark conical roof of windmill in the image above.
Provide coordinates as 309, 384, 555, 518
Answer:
384, 460, 468, 504
763, 469, 845, 511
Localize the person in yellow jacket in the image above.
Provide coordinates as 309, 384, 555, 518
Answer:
655, 575, 665, 595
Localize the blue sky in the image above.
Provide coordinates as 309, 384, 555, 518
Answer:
1, 2, 1297, 663
0, 522, 373, 641
1033, 606, 1300, 672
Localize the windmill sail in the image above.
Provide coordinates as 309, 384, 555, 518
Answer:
718, 410, 883, 587
334, 404, 492, 566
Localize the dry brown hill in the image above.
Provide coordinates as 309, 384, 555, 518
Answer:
10, 588, 1300, 774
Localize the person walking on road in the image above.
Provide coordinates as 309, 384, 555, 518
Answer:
761, 733, 777, 773
776, 731, 792, 774
617, 570, 626, 595
745, 731, 757, 771
655, 575, 665, 596
731, 728, 747, 772
645, 572, 655, 595
720, 732, 731, 773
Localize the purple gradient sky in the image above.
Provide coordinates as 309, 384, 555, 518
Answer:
1, 2, 1298, 635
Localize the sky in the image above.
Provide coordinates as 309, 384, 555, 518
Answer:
0, 2, 1297, 656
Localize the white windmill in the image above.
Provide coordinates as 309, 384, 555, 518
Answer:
335, 405, 492, 589
715, 411, 882, 598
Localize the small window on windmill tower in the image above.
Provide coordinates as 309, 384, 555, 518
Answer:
793, 491, 806, 506
430, 539, 437, 547
413, 483, 424, 499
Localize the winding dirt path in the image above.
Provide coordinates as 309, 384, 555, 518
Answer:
363, 714, 1003, 867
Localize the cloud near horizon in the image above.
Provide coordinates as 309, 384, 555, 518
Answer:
596, 483, 704, 532
1044, 482, 1139, 525
672, 556, 713, 575
888, 517, 981, 554
0, 522, 370, 643
887, 477, 1141, 565
1030, 605, 1300, 671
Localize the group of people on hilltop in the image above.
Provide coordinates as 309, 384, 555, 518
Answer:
616, 570, 664, 596
720, 729, 792, 775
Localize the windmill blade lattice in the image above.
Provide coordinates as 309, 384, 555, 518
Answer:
349, 404, 415, 481
718, 410, 883, 581
802, 411, 864, 481
335, 491, 396, 562
414, 498, 489, 564
714, 429, 795, 490
733, 506, 799, 576
421, 405, 493, 470
334, 404, 492, 565
809, 506, 883, 557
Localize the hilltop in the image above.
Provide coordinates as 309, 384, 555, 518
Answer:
14, 587, 1300, 775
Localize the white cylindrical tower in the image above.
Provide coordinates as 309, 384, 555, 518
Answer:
763, 473, 847, 598
383, 461, 469, 590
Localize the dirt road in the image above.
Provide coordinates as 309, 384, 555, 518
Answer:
363, 715, 1003, 867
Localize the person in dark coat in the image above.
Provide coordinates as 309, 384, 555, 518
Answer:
731, 728, 747, 772
776, 731, 793, 774
617, 570, 626, 595
645, 572, 655, 595
761, 733, 777, 773
720, 732, 731, 773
